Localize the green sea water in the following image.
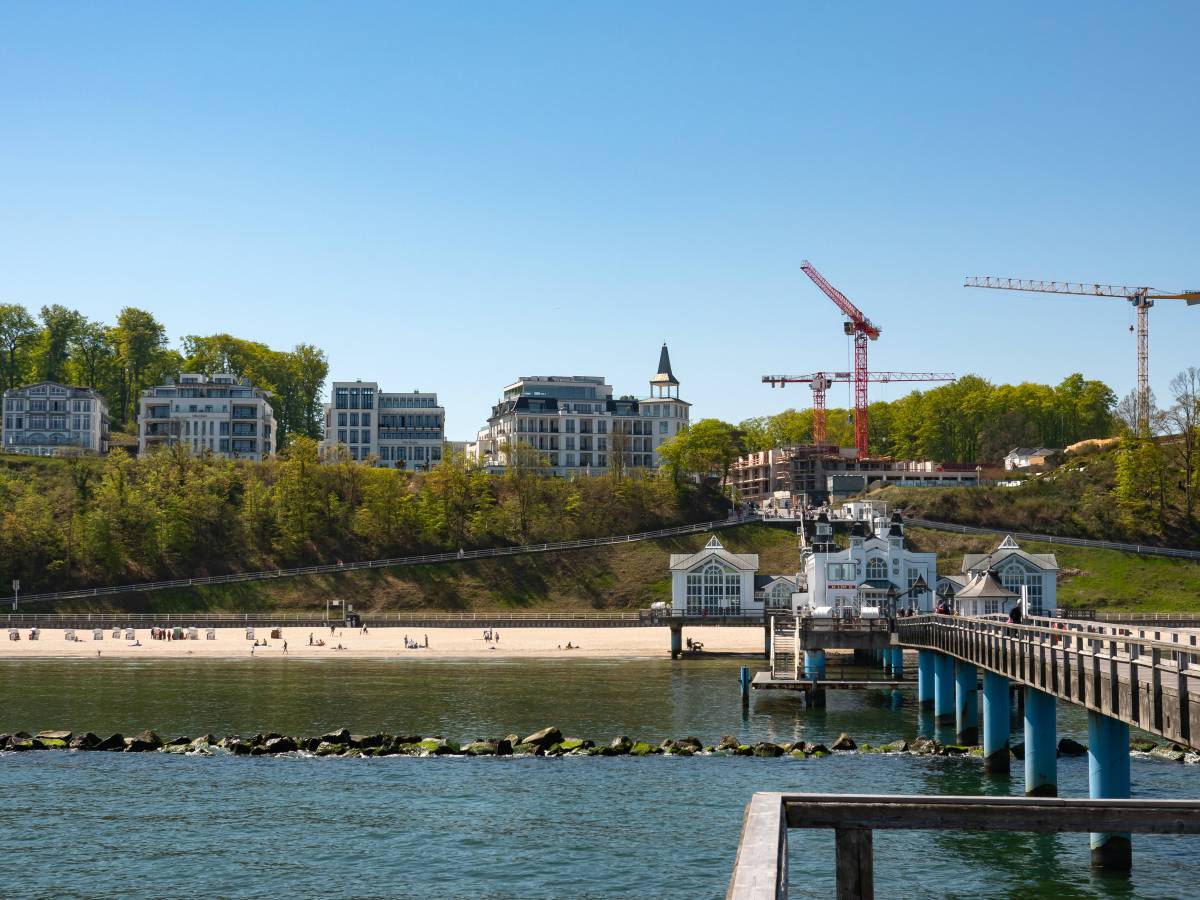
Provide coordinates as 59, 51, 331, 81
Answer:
1, 657, 1196, 899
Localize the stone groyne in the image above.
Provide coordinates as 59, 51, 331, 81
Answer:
0, 728, 1190, 761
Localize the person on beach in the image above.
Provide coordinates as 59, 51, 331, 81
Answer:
424, 633, 429, 648
309, 633, 313, 646
283, 641, 288, 654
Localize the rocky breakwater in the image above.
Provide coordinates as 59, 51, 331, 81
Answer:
0, 728, 1187, 761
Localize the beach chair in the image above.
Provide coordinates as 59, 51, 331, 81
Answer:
29, 628, 39, 640
124, 628, 134, 640
206, 628, 216, 640
92, 629, 103, 640
8, 628, 18, 641
172, 626, 184, 640
112, 628, 121, 639
64, 629, 75, 641
245, 627, 255, 640
187, 627, 198, 640
270, 628, 282, 639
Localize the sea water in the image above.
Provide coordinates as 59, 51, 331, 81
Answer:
1, 657, 1197, 898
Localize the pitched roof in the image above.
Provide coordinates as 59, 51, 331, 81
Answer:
754, 574, 798, 590
954, 571, 1018, 601
649, 343, 679, 386
962, 535, 1059, 573
669, 535, 758, 572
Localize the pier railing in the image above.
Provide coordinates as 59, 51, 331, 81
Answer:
896, 614, 1200, 749
728, 792, 1200, 900
3, 516, 749, 608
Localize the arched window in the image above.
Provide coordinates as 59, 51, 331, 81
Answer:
865, 557, 888, 581
1000, 561, 1044, 616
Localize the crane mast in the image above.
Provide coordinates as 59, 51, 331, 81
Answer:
965, 276, 1200, 433
763, 371, 955, 447
799, 261, 881, 455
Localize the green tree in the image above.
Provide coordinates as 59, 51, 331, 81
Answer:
113, 308, 169, 427
31, 304, 86, 383
0, 303, 37, 389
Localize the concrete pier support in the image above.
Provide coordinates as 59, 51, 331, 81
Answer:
982, 671, 1011, 774
882, 650, 892, 678
804, 649, 827, 708
804, 649, 827, 680
917, 651, 935, 711
670, 625, 682, 660
1088, 711, 1132, 870
1023, 687, 1057, 797
955, 662, 979, 745
890, 647, 904, 679
763, 623, 771, 659
934, 653, 955, 724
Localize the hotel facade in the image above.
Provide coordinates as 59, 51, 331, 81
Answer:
138, 373, 276, 461
471, 344, 690, 476
319, 381, 445, 470
1, 381, 109, 456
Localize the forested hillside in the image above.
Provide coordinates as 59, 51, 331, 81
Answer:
875, 439, 1200, 549
738, 373, 1117, 464
0, 442, 724, 594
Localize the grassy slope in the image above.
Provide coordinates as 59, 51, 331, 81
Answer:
38, 521, 1200, 615
44, 524, 803, 615
906, 527, 1200, 613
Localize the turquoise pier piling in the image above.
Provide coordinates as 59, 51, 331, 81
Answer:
890, 647, 904, 679
1023, 687, 1057, 797
1088, 711, 1132, 870
917, 651, 935, 711
670, 626, 682, 660
934, 653, 955, 724
982, 671, 1011, 773
804, 649, 827, 708
739, 666, 751, 705
955, 662, 979, 745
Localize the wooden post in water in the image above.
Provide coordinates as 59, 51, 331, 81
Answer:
670, 624, 682, 660
835, 828, 874, 900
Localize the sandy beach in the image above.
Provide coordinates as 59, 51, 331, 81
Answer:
0, 625, 763, 660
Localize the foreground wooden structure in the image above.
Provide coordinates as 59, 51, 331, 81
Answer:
727, 792, 1200, 900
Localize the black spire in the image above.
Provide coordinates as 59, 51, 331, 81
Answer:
652, 343, 679, 385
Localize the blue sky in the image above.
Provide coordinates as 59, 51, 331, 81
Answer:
2, 2, 1197, 438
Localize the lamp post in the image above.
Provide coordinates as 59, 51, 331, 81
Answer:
11, 578, 19, 612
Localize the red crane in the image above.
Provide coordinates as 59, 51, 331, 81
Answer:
762, 371, 956, 448
800, 261, 881, 455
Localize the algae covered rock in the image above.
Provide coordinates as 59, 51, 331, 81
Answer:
521, 727, 563, 749
629, 741, 656, 756
95, 733, 126, 752
464, 741, 498, 756
36, 730, 73, 743
1129, 738, 1158, 753
320, 728, 351, 746
675, 737, 703, 753
882, 740, 909, 753
910, 737, 940, 755
512, 742, 541, 756
752, 742, 784, 758
1057, 738, 1087, 757
831, 733, 857, 752
716, 735, 741, 752
608, 736, 633, 755
70, 733, 101, 751
1151, 744, 1187, 763
806, 744, 830, 758
262, 736, 298, 755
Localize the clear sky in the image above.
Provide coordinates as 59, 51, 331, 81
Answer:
2, 2, 1197, 439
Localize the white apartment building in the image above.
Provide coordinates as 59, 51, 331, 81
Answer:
319, 381, 445, 470
472, 344, 690, 476
2, 382, 109, 456
139, 373, 276, 461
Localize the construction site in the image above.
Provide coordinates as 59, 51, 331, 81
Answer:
735, 261, 1198, 509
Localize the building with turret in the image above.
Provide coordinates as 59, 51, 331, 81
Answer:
470, 344, 690, 475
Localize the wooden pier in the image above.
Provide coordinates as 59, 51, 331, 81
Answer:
751, 672, 915, 692
727, 792, 1200, 900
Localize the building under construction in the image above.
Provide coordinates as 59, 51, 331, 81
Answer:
730, 445, 979, 508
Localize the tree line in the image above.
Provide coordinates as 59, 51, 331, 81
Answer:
0, 303, 327, 446
0, 440, 720, 593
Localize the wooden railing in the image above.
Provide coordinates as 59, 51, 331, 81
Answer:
897, 614, 1200, 749
728, 792, 1200, 900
